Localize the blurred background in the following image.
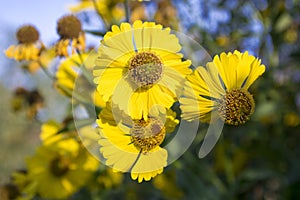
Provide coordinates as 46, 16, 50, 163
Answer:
0, 0, 300, 199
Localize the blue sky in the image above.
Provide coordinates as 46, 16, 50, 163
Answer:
0, 0, 77, 43
0, 0, 78, 89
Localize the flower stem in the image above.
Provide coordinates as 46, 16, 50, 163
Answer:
124, 0, 130, 22
38, 60, 56, 80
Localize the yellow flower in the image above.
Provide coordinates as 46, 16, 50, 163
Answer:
55, 52, 105, 108
5, 25, 44, 61
11, 171, 35, 200
39, 119, 69, 145
94, 20, 192, 120
129, 1, 147, 23
55, 53, 86, 96
153, 169, 183, 199
97, 105, 179, 183
25, 47, 55, 73
55, 15, 86, 57
24, 137, 98, 199
11, 87, 44, 120
284, 112, 300, 127
154, 0, 179, 30
180, 51, 265, 125
69, 0, 94, 12
69, 0, 125, 26
96, 168, 123, 189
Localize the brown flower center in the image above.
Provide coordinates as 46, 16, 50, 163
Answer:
217, 89, 255, 125
49, 156, 70, 177
57, 15, 82, 39
16, 25, 39, 44
130, 117, 166, 152
128, 52, 163, 87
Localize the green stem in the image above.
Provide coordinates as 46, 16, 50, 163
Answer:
124, 0, 130, 22
38, 60, 56, 80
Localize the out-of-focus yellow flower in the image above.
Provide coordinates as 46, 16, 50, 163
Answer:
130, 1, 147, 22
55, 53, 88, 97
216, 35, 230, 47
154, 0, 179, 30
69, 0, 125, 26
69, 0, 94, 12
97, 105, 179, 183
180, 51, 265, 125
70, 0, 148, 26
284, 112, 300, 127
55, 15, 86, 57
11, 171, 35, 200
0, 183, 20, 200
165, 109, 179, 133
153, 170, 183, 199
11, 87, 44, 120
21, 136, 98, 199
96, 168, 123, 189
94, 20, 192, 120
5, 25, 45, 61
24, 48, 55, 73
40, 120, 68, 145
284, 27, 298, 43
55, 54, 84, 96
55, 52, 106, 109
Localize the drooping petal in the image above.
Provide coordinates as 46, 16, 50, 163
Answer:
131, 147, 167, 183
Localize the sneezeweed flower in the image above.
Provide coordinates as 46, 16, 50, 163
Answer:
55, 15, 85, 57
0, 183, 20, 200
129, 1, 147, 22
94, 20, 192, 120
180, 50, 265, 125
95, 168, 123, 189
23, 47, 56, 73
69, 0, 125, 26
39, 119, 68, 145
55, 53, 88, 97
97, 105, 179, 183
284, 112, 300, 127
55, 51, 106, 110
154, 0, 179, 30
11, 87, 44, 119
11, 171, 35, 200
23, 136, 98, 199
153, 169, 183, 199
5, 25, 44, 61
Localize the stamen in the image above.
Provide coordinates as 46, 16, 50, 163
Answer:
128, 52, 163, 87
217, 89, 255, 125
130, 117, 166, 152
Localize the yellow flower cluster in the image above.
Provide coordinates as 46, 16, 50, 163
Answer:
93, 20, 265, 183
3, 0, 266, 189
13, 120, 99, 199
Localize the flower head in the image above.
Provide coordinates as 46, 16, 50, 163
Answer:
69, 0, 125, 26
97, 105, 179, 183
55, 52, 106, 109
20, 127, 99, 199
5, 25, 44, 61
55, 15, 85, 57
180, 50, 265, 125
11, 87, 44, 119
94, 20, 191, 120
